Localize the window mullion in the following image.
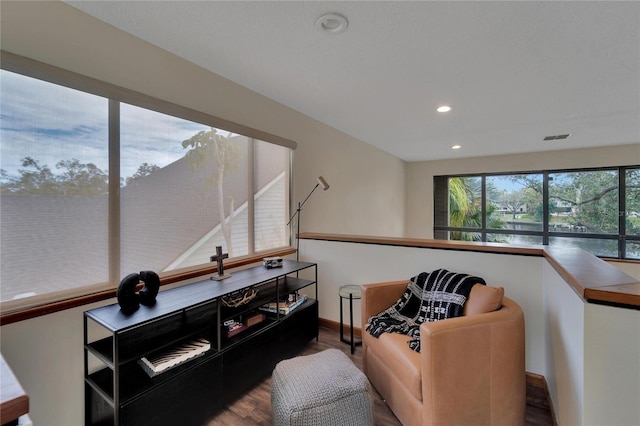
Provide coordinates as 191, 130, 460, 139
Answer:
109, 100, 120, 284
619, 167, 626, 259
481, 176, 487, 241
543, 172, 549, 245
248, 138, 255, 255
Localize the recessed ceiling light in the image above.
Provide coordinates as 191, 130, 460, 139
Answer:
437, 105, 452, 113
451, 145, 461, 150
315, 13, 348, 34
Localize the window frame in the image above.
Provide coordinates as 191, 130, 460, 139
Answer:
434, 166, 640, 260
0, 51, 297, 322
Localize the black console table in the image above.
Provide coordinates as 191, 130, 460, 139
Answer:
84, 260, 318, 426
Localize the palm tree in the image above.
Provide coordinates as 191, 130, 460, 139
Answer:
183, 128, 241, 256
449, 177, 481, 241
449, 177, 505, 241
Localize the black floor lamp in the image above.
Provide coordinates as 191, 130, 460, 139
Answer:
288, 176, 330, 261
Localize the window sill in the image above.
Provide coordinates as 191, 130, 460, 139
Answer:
0, 247, 296, 325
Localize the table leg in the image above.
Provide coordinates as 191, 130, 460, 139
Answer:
339, 295, 344, 342
349, 294, 354, 354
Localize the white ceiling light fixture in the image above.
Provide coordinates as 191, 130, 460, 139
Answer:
451, 144, 461, 150
437, 105, 452, 113
316, 13, 349, 34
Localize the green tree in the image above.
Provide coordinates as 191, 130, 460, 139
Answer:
182, 128, 240, 256
1, 157, 57, 194
626, 168, 640, 235
56, 158, 108, 195
0, 157, 109, 196
500, 189, 527, 219
522, 187, 542, 220
125, 162, 160, 185
448, 177, 478, 230
449, 177, 506, 241
550, 171, 619, 233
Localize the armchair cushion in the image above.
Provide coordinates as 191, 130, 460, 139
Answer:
363, 331, 422, 400
463, 284, 504, 316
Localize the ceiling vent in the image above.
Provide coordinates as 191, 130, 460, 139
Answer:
543, 133, 571, 141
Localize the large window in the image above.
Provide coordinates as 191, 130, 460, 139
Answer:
0, 65, 292, 310
0, 71, 110, 301
434, 166, 640, 260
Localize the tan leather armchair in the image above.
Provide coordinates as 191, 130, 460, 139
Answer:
361, 280, 525, 426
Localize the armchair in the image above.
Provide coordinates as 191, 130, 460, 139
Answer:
361, 280, 525, 426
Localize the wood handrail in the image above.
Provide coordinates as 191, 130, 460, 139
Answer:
300, 233, 640, 309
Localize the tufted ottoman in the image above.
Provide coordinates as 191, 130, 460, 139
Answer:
271, 349, 374, 426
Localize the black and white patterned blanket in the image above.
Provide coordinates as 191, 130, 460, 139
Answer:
366, 269, 486, 352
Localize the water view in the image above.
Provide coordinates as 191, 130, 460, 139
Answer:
495, 221, 637, 259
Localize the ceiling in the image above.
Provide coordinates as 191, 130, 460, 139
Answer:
65, 1, 640, 162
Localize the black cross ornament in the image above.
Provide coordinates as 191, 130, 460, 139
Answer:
210, 245, 231, 280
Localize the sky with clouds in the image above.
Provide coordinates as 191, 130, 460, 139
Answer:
1, 70, 211, 181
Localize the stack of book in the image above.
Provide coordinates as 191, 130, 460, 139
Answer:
259, 295, 307, 315
138, 337, 210, 377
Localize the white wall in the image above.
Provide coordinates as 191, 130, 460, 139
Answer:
406, 144, 640, 238
299, 239, 546, 375
301, 239, 640, 426
584, 303, 640, 426
542, 261, 585, 426
542, 259, 640, 426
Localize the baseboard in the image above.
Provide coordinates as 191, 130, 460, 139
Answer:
319, 318, 362, 337
526, 371, 546, 388
526, 372, 558, 426
319, 319, 556, 425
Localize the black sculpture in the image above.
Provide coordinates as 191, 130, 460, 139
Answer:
117, 270, 161, 314
117, 273, 141, 314
139, 270, 160, 306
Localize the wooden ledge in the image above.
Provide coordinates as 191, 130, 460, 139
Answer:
300, 233, 544, 256
300, 233, 640, 309
543, 247, 640, 307
0, 354, 28, 424
0, 247, 296, 325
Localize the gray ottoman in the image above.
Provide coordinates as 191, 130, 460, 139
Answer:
271, 349, 374, 426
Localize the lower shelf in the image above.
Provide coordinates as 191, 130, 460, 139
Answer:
87, 345, 218, 404
120, 355, 223, 426
86, 301, 319, 426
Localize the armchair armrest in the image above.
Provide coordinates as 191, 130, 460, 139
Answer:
360, 280, 408, 329
420, 297, 526, 426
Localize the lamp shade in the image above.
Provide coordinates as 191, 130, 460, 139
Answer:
317, 176, 330, 190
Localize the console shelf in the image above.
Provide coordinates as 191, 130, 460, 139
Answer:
84, 260, 318, 426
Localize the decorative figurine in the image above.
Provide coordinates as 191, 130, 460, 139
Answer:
117, 273, 141, 314
210, 246, 231, 280
263, 256, 283, 269
117, 270, 161, 314
138, 270, 160, 306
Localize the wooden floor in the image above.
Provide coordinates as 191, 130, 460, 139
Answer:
208, 326, 554, 425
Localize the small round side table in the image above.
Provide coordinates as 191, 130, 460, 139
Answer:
339, 284, 363, 354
